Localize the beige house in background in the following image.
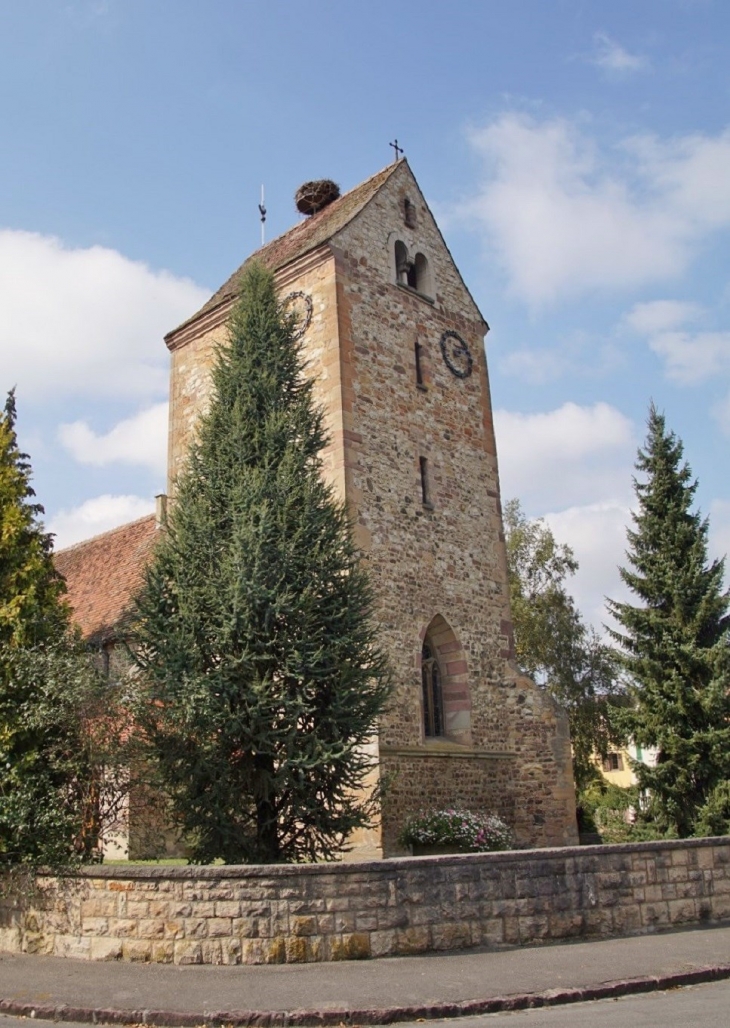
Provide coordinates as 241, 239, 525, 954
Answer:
56, 160, 579, 859
600, 743, 658, 790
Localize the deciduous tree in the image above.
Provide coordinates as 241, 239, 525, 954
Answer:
504, 499, 622, 794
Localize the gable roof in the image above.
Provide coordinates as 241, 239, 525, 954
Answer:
166, 161, 403, 342
53, 514, 157, 643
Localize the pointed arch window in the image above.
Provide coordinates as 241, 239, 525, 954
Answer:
421, 641, 444, 738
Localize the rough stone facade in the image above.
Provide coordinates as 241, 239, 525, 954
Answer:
164, 160, 578, 856
1, 837, 728, 965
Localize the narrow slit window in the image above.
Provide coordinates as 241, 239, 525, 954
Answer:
404, 197, 417, 228
419, 456, 431, 507
414, 340, 425, 388
421, 642, 444, 738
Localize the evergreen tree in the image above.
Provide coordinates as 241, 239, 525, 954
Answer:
0, 390, 114, 866
133, 263, 391, 864
504, 499, 623, 795
0, 390, 68, 647
607, 405, 730, 837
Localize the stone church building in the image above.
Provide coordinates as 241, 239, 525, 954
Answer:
56, 160, 578, 858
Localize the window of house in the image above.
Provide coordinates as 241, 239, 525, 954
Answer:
421, 641, 444, 738
602, 752, 624, 772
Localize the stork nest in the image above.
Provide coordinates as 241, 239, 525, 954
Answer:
295, 179, 341, 216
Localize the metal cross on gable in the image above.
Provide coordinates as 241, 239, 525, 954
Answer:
389, 139, 404, 162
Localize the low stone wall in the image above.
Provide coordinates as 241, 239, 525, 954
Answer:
1, 837, 728, 965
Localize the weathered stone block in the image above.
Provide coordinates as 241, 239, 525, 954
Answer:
290, 915, 317, 937
80, 897, 116, 919
81, 916, 109, 935
369, 929, 397, 957
22, 931, 53, 955
90, 937, 122, 961
642, 902, 670, 926
431, 921, 471, 950
151, 940, 175, 963
669, 899, 696, 923
106, 918, 137, 937
174, 940, 203, 964
201, 940, 223, 964
329, 931, 371, 960
183, 917, 208, 938
138, 918, 166, 939
206, 918, 232, 938
122, 939, 152, 962
215, 901, 241, 918
221, 938, 242, 964
395, 926, 430, 954
54, 934, 92, 959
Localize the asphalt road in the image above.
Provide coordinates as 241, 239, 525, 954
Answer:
402, 978, 730, 1027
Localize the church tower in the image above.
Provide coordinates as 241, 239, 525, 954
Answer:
164, 161, 579, 856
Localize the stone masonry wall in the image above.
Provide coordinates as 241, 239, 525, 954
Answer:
329, 162, 577, 852
0, 838, 728, 965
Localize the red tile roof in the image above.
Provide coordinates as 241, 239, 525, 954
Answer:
54, 514, 157, 642
166, 161, 403, 341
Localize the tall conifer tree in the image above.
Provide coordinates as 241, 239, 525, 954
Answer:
0, 391, 109, 865
607, 405, 730, 836
0, 390, 68, 647
133, 263, 391, 864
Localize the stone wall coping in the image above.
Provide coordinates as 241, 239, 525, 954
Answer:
41, 834, 730, 882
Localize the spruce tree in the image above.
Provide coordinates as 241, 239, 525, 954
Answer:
0, 390, 68, 647
607, 405, 730, 837
133, 263, 391, 864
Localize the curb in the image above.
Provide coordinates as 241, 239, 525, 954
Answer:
2, 965, 730, 1026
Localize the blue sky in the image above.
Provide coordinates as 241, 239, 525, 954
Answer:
2, 0, 729, 630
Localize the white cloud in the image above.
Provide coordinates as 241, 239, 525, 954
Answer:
544, 501, 631, 633
495, 401, 635, 511
624, 300, 730, 386
648, 330, 730, 384
59, 402, 168, 473
462, 115, 730, 304
590, 32, 649, 75
49, 494, 154, 550
497, 333, 623, 385
624, 299, 702, 335
498, 347, 573, 384
0, 230, 208, 401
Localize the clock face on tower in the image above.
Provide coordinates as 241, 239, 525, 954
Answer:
439, 330, 473, 379
282, 290, 313, 340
